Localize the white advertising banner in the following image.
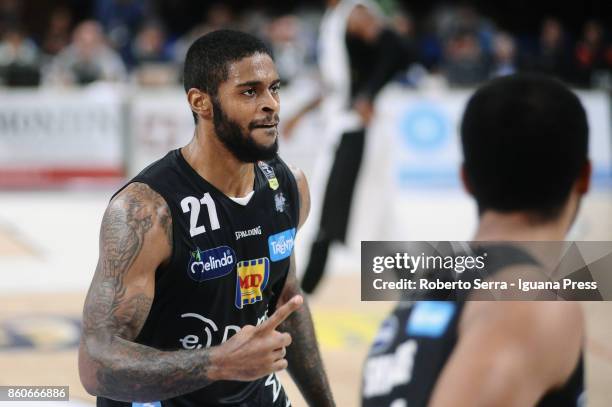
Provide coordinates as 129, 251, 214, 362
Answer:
373, 86, 611, 189
0, 88, 123, 187
128, 89, 194, 176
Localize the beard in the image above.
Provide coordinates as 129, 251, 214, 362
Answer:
211, 98, 279, 163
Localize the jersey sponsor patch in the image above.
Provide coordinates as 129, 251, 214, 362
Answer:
406, 301, 455, 338
274, 192, 287, 213
235, 257, 270, 309
258, 161, 280, 190
370, 315, 399, 355
132, 402, 161, 407
187, 246, 236, 282
268, 228, 295, 262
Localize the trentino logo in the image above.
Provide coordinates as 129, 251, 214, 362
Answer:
187, 246, 236, 282
268, 228, 295, 262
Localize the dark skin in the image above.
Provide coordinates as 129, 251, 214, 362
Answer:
79, 53, 335, 405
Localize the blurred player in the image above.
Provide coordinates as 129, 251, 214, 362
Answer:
362, 74, 589, 406
79, 30, 335, 406
287, 0, 412, 293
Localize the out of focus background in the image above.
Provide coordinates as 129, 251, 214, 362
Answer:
0, 0, 610, 406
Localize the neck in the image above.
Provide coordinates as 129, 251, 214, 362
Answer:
473, 210, 570, 241
181, 126, 255, 198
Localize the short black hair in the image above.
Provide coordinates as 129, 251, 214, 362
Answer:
461, 74, 589, 220
183, 30, 272, 122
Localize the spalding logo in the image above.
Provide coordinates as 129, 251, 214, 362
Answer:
187, 246, 236, 282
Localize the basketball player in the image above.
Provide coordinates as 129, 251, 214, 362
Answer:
79, 30, 335, 407
291, 0, 412, 294
362, 74, 589, 406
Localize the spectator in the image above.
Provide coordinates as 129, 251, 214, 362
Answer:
131, 20, 176, 86
132, 21, 171, 64
41, 7, 73, 58
527, 17, 572, 81
573, 20, 612, 88
0, 0, 22, 34
490, 31, 517, 77
45, 20, 127, 86
443, 29, 490, 86
0, 24, 40, 86
94, 0, 147, 67
173, 3, 235, 66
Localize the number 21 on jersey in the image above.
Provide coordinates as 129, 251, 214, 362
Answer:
181, 193, 220, 237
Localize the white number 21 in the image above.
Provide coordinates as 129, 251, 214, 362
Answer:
180, 193, 220, 237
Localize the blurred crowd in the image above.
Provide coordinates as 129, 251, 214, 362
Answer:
0, 0, 610, 89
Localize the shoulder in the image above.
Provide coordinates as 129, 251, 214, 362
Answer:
105, 182, 172, 249
286, 164, 310, 230
460, 301, 584, 387
286, 165, 308, 197
110, 182, 169, 216
263, 157, 310, 229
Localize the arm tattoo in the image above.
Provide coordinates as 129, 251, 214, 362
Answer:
280, 258, 335, 406
81, 183, 214, 401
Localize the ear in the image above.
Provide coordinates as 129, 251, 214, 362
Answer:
575, 160, 591, 195
187, 88, 213, 121
460, 164, 474, 195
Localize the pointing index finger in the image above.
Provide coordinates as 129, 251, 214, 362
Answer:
260, 295, 303, 331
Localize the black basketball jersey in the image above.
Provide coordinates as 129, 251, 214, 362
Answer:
97, 149, 300, 407
362, 245, 585, 407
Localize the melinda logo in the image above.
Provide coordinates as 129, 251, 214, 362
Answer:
268, 228, 295, 262
187, 246, 236, 282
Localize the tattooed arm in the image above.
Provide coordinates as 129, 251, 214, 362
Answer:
78, 182, 217, 401
280, 168, 335, 406
79, 182, 292, 402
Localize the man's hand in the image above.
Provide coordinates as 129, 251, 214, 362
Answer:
353, 97, 374, 125
211, 296, 303, 381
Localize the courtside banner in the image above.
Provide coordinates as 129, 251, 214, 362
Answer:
0, 89, 123, 187
373, 88, 612, 188
361, 241, 612, 301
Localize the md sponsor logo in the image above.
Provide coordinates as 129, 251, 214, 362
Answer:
235, 257, 270, 309
187, 246, 236, 282
268, 228, 295, 262
179, 309, 269, 350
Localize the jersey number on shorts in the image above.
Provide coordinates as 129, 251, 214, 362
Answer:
181, 193, 221, 237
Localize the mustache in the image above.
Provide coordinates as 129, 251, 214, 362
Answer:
249, 114, 280, 130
